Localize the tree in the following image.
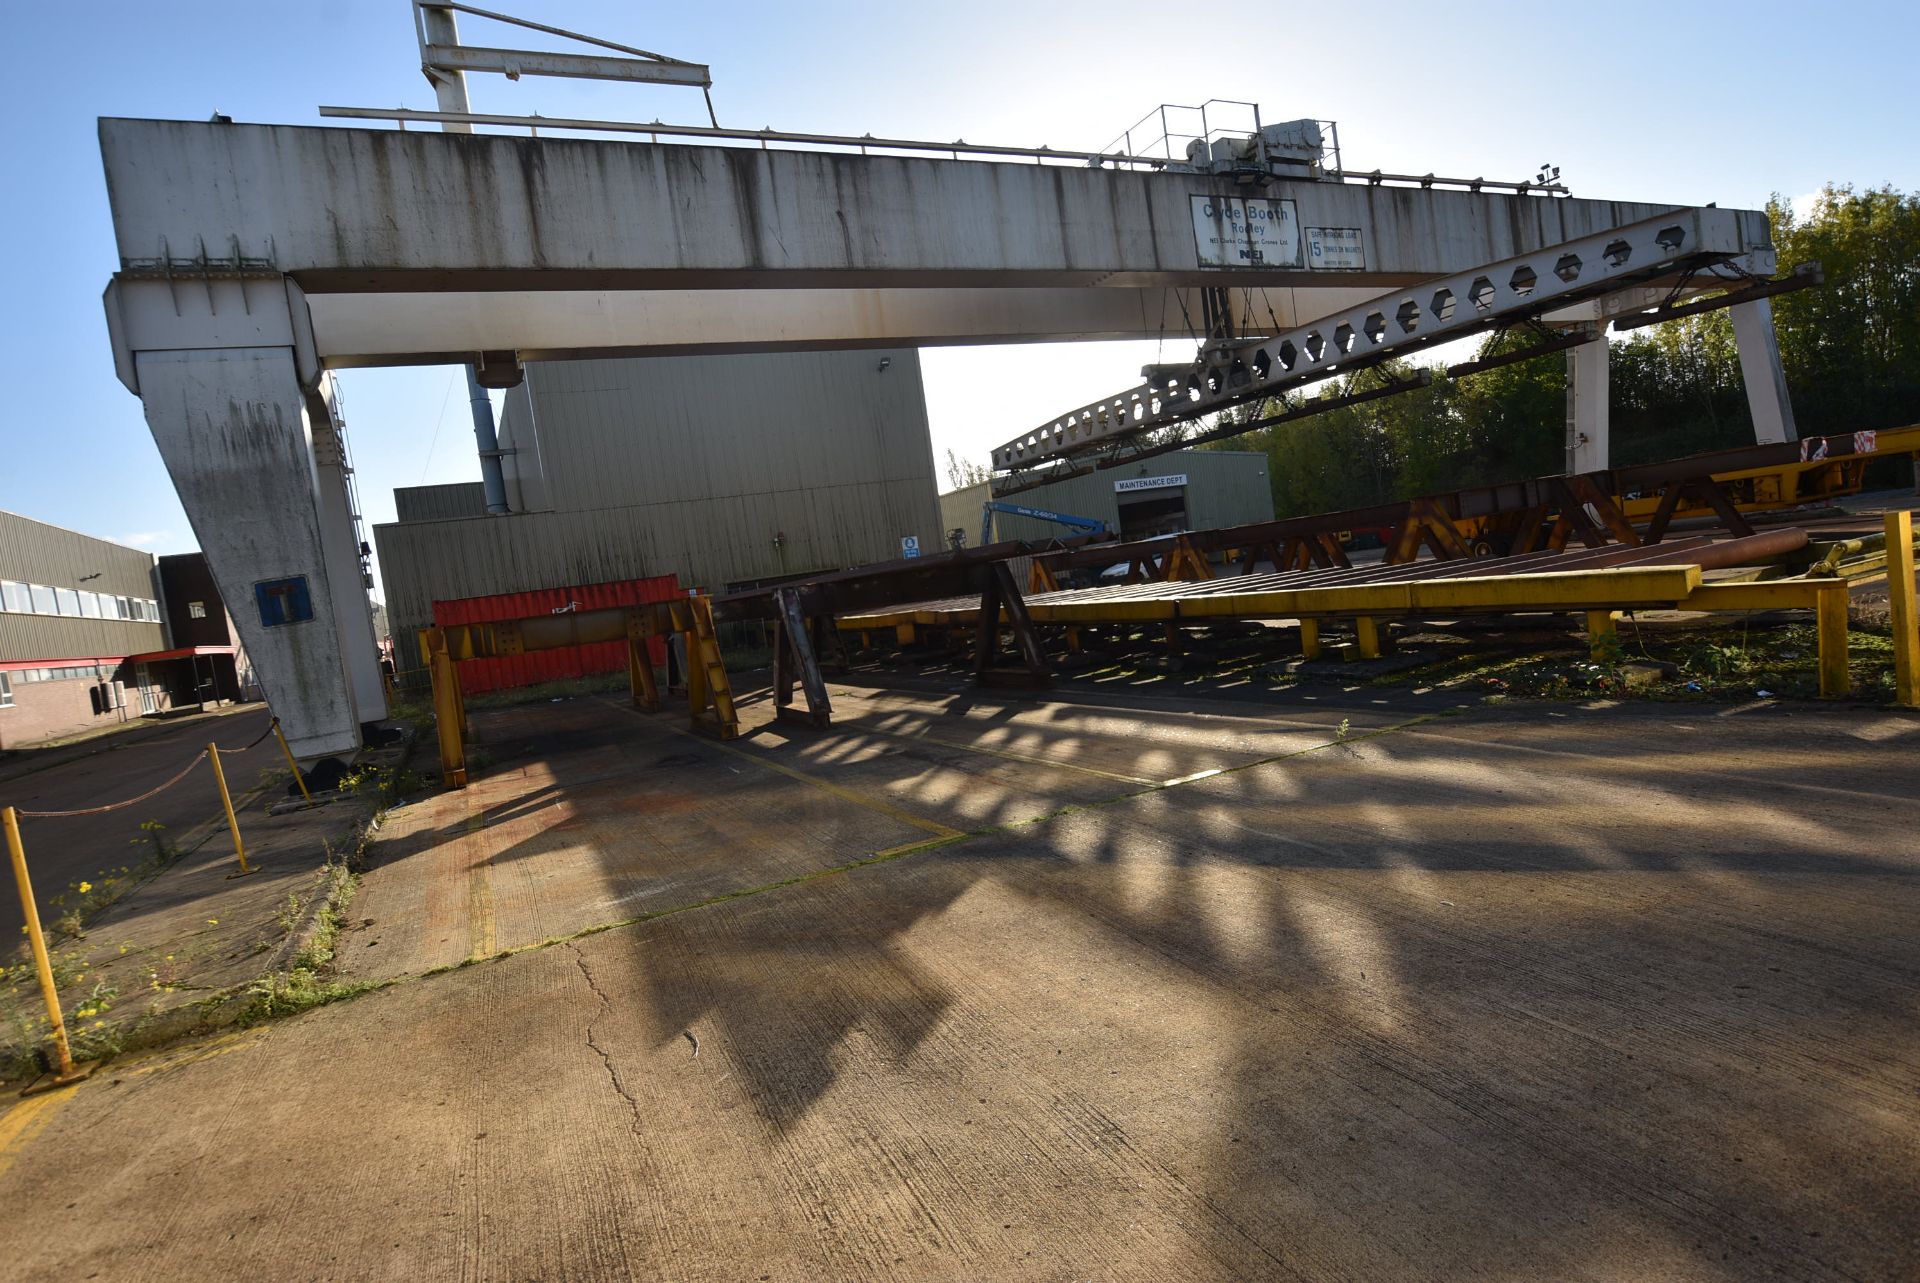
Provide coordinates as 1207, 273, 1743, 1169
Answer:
1770, 184, 1920, 436
943, 448, 991, 490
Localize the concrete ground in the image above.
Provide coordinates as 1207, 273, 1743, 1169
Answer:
1, 681, 1916, 1281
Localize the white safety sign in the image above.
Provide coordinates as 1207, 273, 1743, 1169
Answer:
1190, 196, 1300, 268
1305, 226, 1366, 269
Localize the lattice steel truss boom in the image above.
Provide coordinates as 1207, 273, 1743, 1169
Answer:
990, 208, 1764, 475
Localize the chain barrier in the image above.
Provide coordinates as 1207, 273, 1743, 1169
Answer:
16, 751, 210, 819
4, 710, 295, 1083
13, 712, 282, 820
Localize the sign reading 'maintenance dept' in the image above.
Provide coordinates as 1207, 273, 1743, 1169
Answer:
1190, 196, 1300, 268
1115, 474, 1188, 493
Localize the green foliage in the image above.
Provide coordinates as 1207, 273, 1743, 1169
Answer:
1204, 183, 1920, 515
337, 762, 430, 804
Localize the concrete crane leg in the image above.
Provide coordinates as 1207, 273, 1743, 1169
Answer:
1730, 296, 1799, 444
135, 347, 367, 760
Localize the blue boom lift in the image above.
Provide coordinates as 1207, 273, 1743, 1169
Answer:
976, 501, 1111, 548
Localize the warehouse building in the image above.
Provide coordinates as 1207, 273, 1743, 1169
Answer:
0, 512, 254, 748
938, 448, 1275, 549
375, 348, 943, 676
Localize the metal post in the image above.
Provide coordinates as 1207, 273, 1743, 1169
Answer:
1355, 617, 1386, 660
208, 744, 254, 876
4, 805, 91, 1090
627, 628, 659, 712
1815, 585, 1850, 699
466, 368, 511, 516
423, 627, 468, 789
1886, 509, 1919, 707
1586, 610, 1621, 661
272, 717, 315, 806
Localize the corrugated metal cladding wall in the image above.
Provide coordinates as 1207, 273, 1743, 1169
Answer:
393, 482, 488, 523
376, 348, 943, 660
936, 450, 1275, 546
429, 575, 680, 695
0, 511, 168, 660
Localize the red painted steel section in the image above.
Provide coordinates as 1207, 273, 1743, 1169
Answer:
430, 575, 681, 695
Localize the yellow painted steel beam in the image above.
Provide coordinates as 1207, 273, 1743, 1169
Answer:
1676, 581, 1836, 610
844, 566, 1708, 633
1679, 580, 1851, 698
421, 626, 469, 789
1354, 617, 1386, 659
1816, 589, 1850, 698
435, 603, 677, 660
1168, 566, 1702, 620
1585, 610, 1620, 661
1886, 509, 1919, 707
1029, 600, 1179, 624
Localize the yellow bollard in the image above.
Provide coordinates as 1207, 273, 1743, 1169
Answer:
271, 717, 315, 806
4, 805, 93, 1091
1888, 510, 1919, 708
208, 744, 254, 877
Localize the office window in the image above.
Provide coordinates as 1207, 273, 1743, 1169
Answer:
30, 584, 54, 614
114, 596, 130, 619
80, 591, 102, 619
0, 672, 11, 707
54, 587, 80, 616
1, 581, 27, 613
188, 601, 207, 619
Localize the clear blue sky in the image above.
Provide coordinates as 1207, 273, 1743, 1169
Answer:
1, 0, 1912, 597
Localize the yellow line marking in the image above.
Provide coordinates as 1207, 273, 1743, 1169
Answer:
0, 1083, 81, 1182
465, 802, 498, 961
873, 832, 969, 859
653, 716, 960, 840
124, 1029, 265, 1077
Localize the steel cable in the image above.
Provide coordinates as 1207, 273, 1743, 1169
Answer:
14, 712, 282, 817
218, 719, 278, 754
17, 751, 210, 819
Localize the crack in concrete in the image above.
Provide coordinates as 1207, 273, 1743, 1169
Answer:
569, 942, 645, 1136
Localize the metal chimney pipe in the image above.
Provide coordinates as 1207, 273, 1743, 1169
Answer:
466, 368, 511, 515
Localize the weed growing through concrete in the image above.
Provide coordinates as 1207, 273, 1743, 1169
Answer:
337, 763, 431, 806
241, 861, 379, 1022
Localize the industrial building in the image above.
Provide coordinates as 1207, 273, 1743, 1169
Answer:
939, 448, 1274, 548
375, 348, 943, 676
0, 512, 253, 748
